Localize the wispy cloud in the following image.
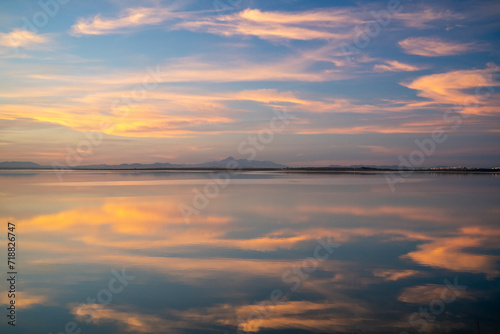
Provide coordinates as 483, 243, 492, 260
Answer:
399, 37, 475, 57
0, 291, 47, 309
0, 29, 50, 48
395, 8, 464, 29
373, 60, 426, 72
73, 304, 176, 333
17, 48, 350, 85
174, 8, 362, 41
398, 284, 474, 304
71, 6, 183, 35
402, 64, 500, 114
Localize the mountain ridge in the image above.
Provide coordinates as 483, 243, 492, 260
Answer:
0, 157, 286, 169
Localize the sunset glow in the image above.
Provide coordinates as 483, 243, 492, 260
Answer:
1, 0, 499, 166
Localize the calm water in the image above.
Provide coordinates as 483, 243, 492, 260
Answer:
1, 170, 499, 334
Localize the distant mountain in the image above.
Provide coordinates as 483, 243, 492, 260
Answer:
196, 157, 286, 169
79, 162, 180, 169
0, 158, 287, 169
0, 161, 43, 168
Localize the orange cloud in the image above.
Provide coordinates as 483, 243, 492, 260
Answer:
373, 60, 426, 72
0, 29, 49, 48
72, 304, 175, 333
0, 292, 47, 310
71, 6, 362, 41
175, 8, 361, 41
236, 300, 367, 333
399, 37, 475, 57
72, 299, 368, 334
402, 64, 500, 114
1, 63, 367, 138
234, 89, 376, 113
374, 269, 422, 281
71, 7, 183, 35
0, 101, 233, 138
398, 284, 473, 304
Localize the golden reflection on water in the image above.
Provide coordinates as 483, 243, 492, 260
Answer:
1, 171, 499, 333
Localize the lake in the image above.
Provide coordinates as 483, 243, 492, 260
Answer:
1, 170, 499, 334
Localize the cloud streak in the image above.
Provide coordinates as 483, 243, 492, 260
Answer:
395, 8, 464, 29
399, 37, 475, 57
373, 60, 426, 72
174, 8, 363, 41
71, 6, 183, 35
0, 29, 49, 48
402, 64, 500, 114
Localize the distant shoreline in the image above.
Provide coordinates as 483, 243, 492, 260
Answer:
1, 167, 498, 174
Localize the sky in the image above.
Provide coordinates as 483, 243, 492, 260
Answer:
0, 0, 499, 167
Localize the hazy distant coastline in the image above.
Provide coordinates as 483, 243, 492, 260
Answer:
0, 158, 498, 173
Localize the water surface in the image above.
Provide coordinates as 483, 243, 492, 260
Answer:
1, 170, 499, 334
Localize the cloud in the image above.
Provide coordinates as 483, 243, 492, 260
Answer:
0, 101, 233, 138
0, 29, 49, 48
0, 292, 47, 309
373, 269, 422, 281
395, 9, 464, 29
23, 49, 349, 85
174, 8, 362, 41
399, 37, 475, 57
402, 64, 500, 114
0, 43, 358, 136
236, 300, 367, 333
398, 284, 474, 304
71, 7, 183, 35
72, 304, 176, 333
72, 299, 369, 334
373, 60, 426, 72
71, 5, 365, 40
